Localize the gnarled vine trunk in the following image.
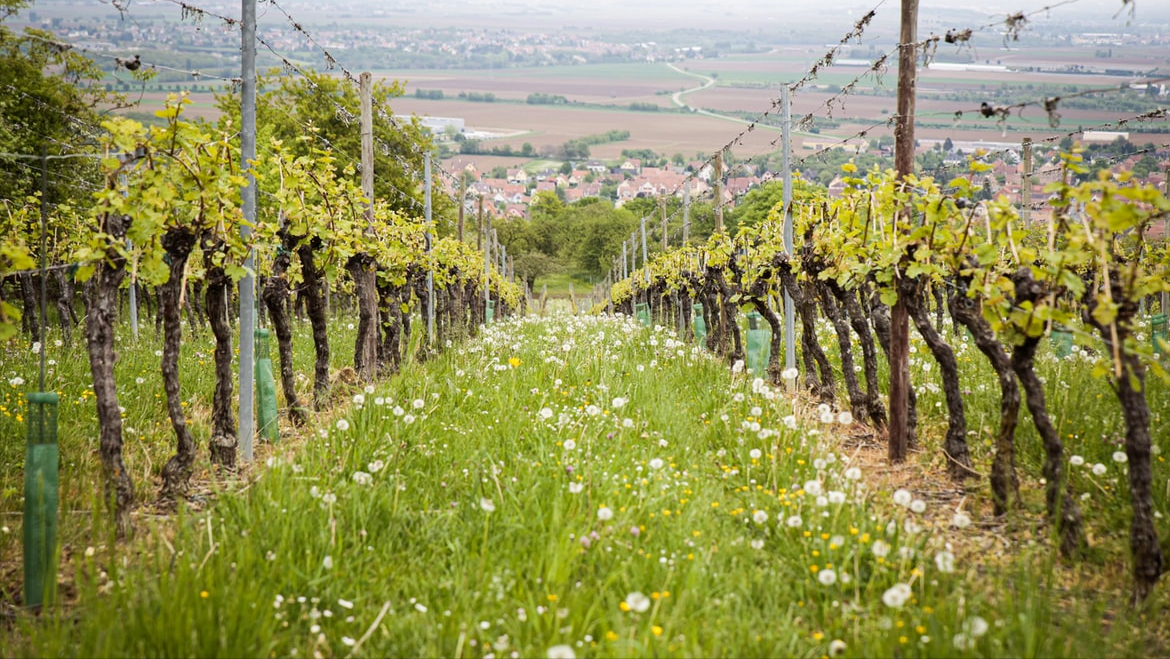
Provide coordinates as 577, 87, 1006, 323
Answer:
904, 279, 972, 480
775, 260, 835, 402
835, 280, 887, 428
867, 288, 917, 446
816, 279, 868, 423
159, 230, 199, 500
349, 254, 379, 382
749, 285, 785, 385
54, 269, 76, 347
948, 278, 1019, 516
1010, 268, 1084, 556
19, 271, 39, 341
203, 240, 237, 470
85, 212, 134, 537
1084, 272, 1162, 603
297, 241, 331, 409
261, 232, 308, 426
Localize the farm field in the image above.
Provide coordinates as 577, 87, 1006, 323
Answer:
380, 47, 1170, 156
127, 43, 1169, 163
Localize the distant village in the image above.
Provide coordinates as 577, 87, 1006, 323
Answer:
441, 132, 1170, 239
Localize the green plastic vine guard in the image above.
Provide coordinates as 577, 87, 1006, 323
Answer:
255, 329, 279, 443
692, 303, 707, 344
1050, 325, 1073, 359
486, 299, 495, 324
745, 312, 771, 375
24, 391, 59, 609
1152, 314, 1168, 357
635, 302, 650, 327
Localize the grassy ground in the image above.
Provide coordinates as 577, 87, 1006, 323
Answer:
1, 309, 1169, 657
533, 274, 599, 298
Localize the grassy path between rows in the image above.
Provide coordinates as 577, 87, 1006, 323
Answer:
3, 314, 1166, 658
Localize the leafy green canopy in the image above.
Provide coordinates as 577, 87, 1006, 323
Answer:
215, 69, 455, 235
0, 0, 139, 338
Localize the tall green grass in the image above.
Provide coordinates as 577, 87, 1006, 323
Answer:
1, 312, 1167, 657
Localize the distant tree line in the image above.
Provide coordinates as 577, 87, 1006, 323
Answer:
577, 130, 630, 146
458, 140, 528, 156
527, 93, 569, 105
458, 91, 497, 102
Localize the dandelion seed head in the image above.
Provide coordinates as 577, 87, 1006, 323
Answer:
893, 489, 913, 507
935, 550, 956, 573
882, 583, 911, 608
624, 592, 651, 613
952, 511, 972, 528
818, 568, 837, 586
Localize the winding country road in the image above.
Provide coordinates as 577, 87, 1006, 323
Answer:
666, 63, 783, 133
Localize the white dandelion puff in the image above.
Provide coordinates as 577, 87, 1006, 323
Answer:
882, 583, 911, 608
624, 591, 651, 613
935, 550, 956, 573
818, 569, 838, 586
893, 489, 913, 507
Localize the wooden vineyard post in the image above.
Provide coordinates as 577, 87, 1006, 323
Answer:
889, 0, 919, 463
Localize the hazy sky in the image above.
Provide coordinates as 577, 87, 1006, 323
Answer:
341, 0, 1170, 31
